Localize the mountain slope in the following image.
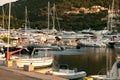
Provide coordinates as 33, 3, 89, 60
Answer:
0, 0, 119, 31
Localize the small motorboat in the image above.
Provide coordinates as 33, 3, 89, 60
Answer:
46, 64, 87, 79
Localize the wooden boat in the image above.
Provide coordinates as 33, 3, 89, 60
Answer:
46, 64, 86, 79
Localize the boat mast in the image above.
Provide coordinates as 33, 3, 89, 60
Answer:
56, 8, 61, 32
25, 6, 27, 32
2, 6, 5, 29
7, 2, 11, 53
107, 6, 110, 31
48, 1, 50, 30
110, 0, 115, 31
107, 0, 115, 31
52, 3, 55, 33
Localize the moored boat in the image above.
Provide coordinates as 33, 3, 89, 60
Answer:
13, 48, 53, 68
46, 64, 87, 79
90, 56, 120, 80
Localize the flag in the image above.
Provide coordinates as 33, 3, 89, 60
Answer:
0, 0, 18, 6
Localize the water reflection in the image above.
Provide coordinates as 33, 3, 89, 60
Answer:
53, 48, 120, 76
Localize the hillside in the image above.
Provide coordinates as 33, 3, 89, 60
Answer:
0, 0, 119, 31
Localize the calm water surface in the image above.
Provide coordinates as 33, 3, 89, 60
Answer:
52, 47, 120, 76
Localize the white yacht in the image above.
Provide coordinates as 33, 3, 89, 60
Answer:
76, 38, 106, 48
13, 48, 53, 68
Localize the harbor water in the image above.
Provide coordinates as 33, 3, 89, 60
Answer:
52, 47, 120, 76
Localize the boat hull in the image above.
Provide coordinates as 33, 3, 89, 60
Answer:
47, 70, 86, 79
14, 57, 53, 68
90, 75, 120, 80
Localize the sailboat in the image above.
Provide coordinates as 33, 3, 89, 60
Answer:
13, 48, 53, 68
0, 0, 18, 52
102, 0, 119, 48
90, 56, 120, 80
41, 2, 58, 34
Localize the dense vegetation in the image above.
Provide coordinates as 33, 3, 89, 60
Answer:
0, 0, 119, 31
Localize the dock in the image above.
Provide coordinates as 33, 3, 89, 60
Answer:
0, 61, 68, 80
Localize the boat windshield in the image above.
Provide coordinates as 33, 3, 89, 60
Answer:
59, 64, 68, 69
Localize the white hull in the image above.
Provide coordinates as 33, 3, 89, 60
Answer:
47, 69, 86, 79
90, 75, 120, 80
78, 40, 106, 47
14, 57, 53, 68
52, 71, 86, 79
13, 48, 54, 68
90, 56, 120, 80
